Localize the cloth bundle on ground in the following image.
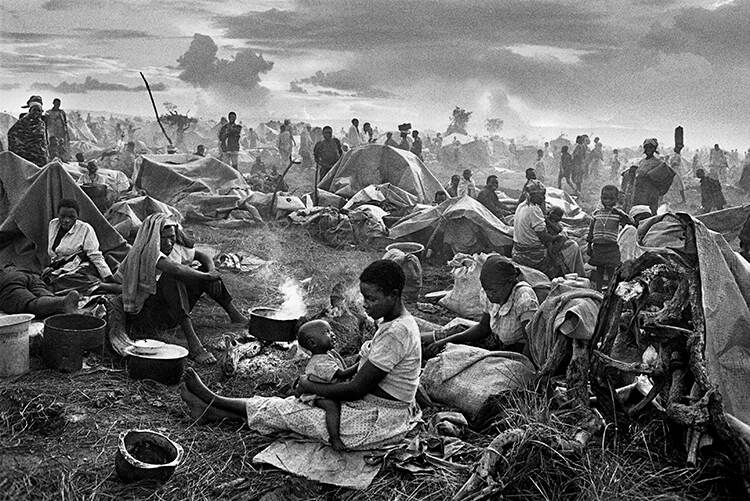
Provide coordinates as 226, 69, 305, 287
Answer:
499, 185, 589, 227
289, 206, 387, 248
133, 154, 249, 204
342, 183, 419, 212
439, 253, 551, 319
107, 195, 181, 242
526, 283, 602, 370
422, 343, 536, 421
389, 196, 514, 255
318, 144, 446, 203
0, 153, 128, 272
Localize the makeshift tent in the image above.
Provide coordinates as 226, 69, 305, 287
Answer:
107, 195, 181, 241
0, 112, 17, 144
389, 195, 514, 253
319, 144, 446, 203
342, 183, 419, 211
0, 152, 128, 271
133, 154, 249, 204
63, 162, 130, 193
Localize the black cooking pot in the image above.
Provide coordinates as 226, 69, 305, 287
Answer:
125, 344, 188, 385
248, 307, 300, 342
115, 429, 184, 483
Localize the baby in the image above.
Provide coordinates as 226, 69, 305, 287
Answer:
297, 319, 348, 450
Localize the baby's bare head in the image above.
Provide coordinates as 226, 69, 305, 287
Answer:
297, 319, 334, 354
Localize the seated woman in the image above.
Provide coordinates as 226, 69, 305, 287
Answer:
44, 198, 116, 294
423, 256, 539, 356
511, 180, 584, 279
180, 260, 422, 450
115, 213, 248, 364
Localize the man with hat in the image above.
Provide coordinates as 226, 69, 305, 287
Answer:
47, 98, 70, 162
7, 96, 49, 167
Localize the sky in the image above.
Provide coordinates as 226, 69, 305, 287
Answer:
1, 0, 749, 148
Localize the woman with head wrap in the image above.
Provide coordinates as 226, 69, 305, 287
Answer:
617, 205, 652, 264
423, 255, 539, 357
511, 180, 585, 279
115, 214, 247, 364
631, 138, 673, 214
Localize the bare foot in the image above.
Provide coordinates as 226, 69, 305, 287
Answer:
184, 367, 217, 403
63, 290, 80, 313
330, 437, 347, 451
179, 383, 209, 423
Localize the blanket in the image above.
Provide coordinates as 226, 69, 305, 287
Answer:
526, 284, 602, 370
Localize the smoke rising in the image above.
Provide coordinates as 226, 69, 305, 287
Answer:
277, 277, 308, 319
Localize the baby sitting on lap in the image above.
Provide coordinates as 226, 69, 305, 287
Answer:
297, 319, 347, 450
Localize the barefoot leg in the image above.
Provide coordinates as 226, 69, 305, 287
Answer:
180, 384, 245, 423
183, 368, 250, 415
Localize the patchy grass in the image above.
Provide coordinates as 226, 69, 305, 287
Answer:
0, 223, 741, 500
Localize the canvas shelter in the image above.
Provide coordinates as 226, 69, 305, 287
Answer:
318, 144, 446, 203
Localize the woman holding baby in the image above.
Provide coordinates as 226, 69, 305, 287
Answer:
180, 260, 422, 450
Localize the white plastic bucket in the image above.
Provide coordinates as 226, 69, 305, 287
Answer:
0, 314, 34, 377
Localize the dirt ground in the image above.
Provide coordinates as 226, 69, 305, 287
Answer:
1, 155, 746, 500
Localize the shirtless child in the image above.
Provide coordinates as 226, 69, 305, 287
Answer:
297, 319, 357, 450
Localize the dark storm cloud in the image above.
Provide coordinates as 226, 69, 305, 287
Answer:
32, 76, 168, 93
0, 51, 119, 73
641, 1, 750, 61
73, 28, 155, 39
0, 31, 59, 42
216, 0, 616, 50
292, 70, 394, 98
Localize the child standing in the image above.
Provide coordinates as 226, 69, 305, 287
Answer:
297, 319, 354, 450
587, 185, 634, 290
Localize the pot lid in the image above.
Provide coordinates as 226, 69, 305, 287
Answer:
124, 343, 188, 360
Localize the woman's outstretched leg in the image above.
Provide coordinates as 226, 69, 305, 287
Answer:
184, 368, 248, 416
180, 384, 244, 423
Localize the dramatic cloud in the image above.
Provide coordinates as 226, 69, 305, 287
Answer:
0, 50, 122, 73
176, 33, 274, 90
292, 70, 394, 98
73, 28, 155, 39
32, 76, 167, 94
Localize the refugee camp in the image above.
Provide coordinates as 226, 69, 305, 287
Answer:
2, 1, 750, 499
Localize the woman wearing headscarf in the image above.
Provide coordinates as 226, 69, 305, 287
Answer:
511, 180, 585, 278
115, 214, 247, 364
423, 256, 539, 357
631, 138, 673, 214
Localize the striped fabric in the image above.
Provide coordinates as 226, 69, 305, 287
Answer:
591, 208, 622, 243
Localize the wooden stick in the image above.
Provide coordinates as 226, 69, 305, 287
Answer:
139, 72, 173, 148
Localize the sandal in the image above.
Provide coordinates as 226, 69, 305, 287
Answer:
191, 350, 217, 365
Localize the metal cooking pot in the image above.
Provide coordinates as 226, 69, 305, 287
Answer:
125, 344, 188, 385
248, 307, 300, 342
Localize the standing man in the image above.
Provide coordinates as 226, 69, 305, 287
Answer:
534, 149, 546, 183
313, 126, 343, 179
410, 130, 423, 160
299, 124, 314, 170
218, 112, 241, 170
347, 118, 362, 148
709, 144, 728, 183
247, 128, 259, 149
277, 124, 294, 166
8, 96, 48, 167
696, 169, 726, 213
46, 98, 70, 161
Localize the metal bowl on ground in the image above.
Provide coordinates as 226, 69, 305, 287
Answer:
115, 429, 184, 483
248, 307, 299, 342
124, 344, 188, 385
386, 242, 425, 258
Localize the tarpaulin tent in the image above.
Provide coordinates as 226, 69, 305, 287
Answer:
0, 152, 128, 271
389, 195, 514, 253
0, 112, 17, 145
319, 144, 446, 203
440, 135, 491, 171
342, 183, 419, 211
107, 195, 181, 241
133, 154, 249, 204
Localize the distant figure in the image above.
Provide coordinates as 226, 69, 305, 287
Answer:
75, 152, 86, 167
620, 165, 638, 211
445, 174, 460, 198
313, 126, 343, 178
709, 144, 728, 183
666, 145, 686, 204
362, 122, 375, 143
8, 96, 48, 167
77, 160, 104, 186
610, 149, 620, 181
738, 150, 750, 193
347, 118, 362, 148
632, 138, 671, 214
534, 149, 546, 182
278, 124, 295, 165
477, 175, 507, 219
571, 135, 586, 195
696, 169, 726, 213
410, 130, 423, 160
508, 139, 518, 169
558, 145, 575, 191
398, 132, 410, 151
300, 125, 314, 169
457, 169, 477, 198
587, 185, 634, 290
219, 111, 241, 170
691, 153, 702, 176
589, 137, 603, 177
385, 132, 399, 148
194, 145, 206, 157
247, 128, 260, 149
434, 191, 448, 205
46, 98, 70, 162
518, 167, 538, 204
